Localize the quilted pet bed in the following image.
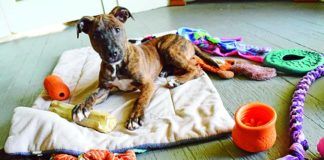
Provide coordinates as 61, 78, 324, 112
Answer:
5, 39, 234, 156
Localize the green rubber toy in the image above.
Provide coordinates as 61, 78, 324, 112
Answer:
264, 49, 324, 75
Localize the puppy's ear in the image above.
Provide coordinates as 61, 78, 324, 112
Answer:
109, 6, 134, 23
77, 16, 94, 38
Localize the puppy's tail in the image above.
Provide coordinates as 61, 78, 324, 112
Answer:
194, 45, 219, 68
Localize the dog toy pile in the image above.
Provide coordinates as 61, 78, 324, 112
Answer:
51, 149, 136, 160
128, 32, 277, 80
278, 65, 324, 160
49, 101, 117, 133
231, 63, 277, 81
44, 75, 70, 100
264, 49, 324, 75
177, 27, 271, 63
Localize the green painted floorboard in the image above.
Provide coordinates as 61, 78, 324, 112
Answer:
0, 1, 323, 159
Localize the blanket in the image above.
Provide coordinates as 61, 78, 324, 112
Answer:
4, 41, 234, 156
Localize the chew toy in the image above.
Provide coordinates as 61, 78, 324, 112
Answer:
264, 49, 324, 75
232, 102, 277, 152
44, 75, 70, 100
318, 137, 324, 157
278, 65, 323, 160
51, 150, 136, 160
231, 63, 277, 80
193, 56, 235, 79
52, 154, 77, 160
49, 101, 117, 133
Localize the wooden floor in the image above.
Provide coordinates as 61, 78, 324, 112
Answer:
0, 1, 323, 159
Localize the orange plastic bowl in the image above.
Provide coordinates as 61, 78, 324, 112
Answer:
232, 102, 277, 152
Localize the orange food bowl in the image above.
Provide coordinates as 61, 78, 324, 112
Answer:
232, 102, 277, 152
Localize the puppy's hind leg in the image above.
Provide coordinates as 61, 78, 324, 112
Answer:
165, 52, 202, 88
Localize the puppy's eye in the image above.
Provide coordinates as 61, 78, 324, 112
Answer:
115, 28, 120, 33
113, 52, 117, 57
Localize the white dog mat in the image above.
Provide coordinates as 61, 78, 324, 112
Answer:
4, 46, 234, 155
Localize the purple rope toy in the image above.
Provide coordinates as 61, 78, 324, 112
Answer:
278, 65, 324, 160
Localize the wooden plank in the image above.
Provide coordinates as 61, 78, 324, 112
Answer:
0, 1, 323, 160
0, 27, 90, 149
0, 0, 106, 33
20, 28, 91, 106
89, 2, 324, 160
117, 0, 168, 13
210, 75, 323, 159
0, 36, 48, 148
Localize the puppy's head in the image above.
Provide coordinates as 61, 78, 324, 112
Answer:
77, 6, 133, 64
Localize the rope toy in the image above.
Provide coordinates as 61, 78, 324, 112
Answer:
278, 65, 324, 160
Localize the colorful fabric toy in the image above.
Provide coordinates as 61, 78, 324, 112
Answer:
278, 65, 324, 160
177, 27, 271, 63
51, 150, 136, 160
231, 63, 277, 81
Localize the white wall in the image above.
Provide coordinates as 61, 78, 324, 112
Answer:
0, 0, 168, 38
0, 5, 11, 37
118, 0, 169, 13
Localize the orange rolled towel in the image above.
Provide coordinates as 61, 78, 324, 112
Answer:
44, 75, 70, 100
193, 56, 235, 79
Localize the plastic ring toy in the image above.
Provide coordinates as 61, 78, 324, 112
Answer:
264, 49, 323, 75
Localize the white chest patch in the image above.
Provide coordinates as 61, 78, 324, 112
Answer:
111, 63, 118, 78
111, 78, 136, 91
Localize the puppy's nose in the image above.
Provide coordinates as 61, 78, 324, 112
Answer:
113, 50, 118, 57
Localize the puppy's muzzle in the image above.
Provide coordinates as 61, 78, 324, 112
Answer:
103, 48, 123, 64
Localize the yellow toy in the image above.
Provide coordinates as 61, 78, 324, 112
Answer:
49, 101, 117, 133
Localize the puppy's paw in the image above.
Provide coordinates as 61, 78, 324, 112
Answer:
166, 77, 181, 88
72, 104, 90, 122
197, 68, 204, 77
126, 113, 144, 130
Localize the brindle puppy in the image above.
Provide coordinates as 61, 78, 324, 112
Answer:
74, 6, 219, 130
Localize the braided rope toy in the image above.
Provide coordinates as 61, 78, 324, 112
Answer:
278, 64, 324, 160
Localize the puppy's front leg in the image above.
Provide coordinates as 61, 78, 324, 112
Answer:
72, 88, 110, 122
126, 81, 155, 130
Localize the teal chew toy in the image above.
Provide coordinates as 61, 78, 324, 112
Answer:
264, 49, 323, 75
